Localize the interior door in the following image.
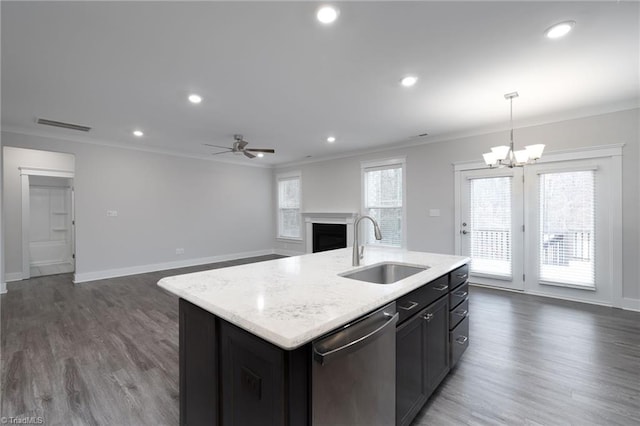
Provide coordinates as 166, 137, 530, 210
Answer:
459, 168, 524, 290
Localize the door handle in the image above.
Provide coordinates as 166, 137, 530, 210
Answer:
422, 313, 434, 322
398, 301, 419, 311
433, 284, 448, 292
461, 230, 469, 235
313, 311, 399, 365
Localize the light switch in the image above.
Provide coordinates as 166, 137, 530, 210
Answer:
107, 210, 118, 217
429, 209, 440, 217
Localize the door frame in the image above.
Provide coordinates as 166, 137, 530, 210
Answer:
19, 167, 75, 280
454, 143, 623, 308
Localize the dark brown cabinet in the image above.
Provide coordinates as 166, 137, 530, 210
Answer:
396, 296, 449, 426
449, 264, 470, 368
179, 300, 308, 426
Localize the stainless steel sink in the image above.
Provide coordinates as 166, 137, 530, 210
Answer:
339, 262, 429, 285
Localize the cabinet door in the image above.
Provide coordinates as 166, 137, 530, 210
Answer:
424, 296, 450, 396
220, 322, 286, 426
396, 310, 427, 426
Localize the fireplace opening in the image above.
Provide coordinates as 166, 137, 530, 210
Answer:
313, 223, 347, 253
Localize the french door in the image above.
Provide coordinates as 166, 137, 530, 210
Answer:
459, 168, 524, 290
457, 153, 619, 306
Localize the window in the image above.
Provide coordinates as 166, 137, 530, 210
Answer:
468, 176, 513, 278
277, 172, 301, 239
538, 169, 595, 287
362, 158, 405, 247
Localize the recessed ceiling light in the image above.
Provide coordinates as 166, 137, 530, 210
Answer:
327, 136, 336, 143
257, 153, 264, 158
188, 94, 202, 104
133, 130, 144, 137
317, 6, 338, 24
545, 21, 575, 39
400, 76, 418, 87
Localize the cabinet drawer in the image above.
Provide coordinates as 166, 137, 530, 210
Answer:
449, 264, 469, 290
449, 282, 469, 310
397, 275, 449, 325
450, 316, 469, 368
449, 298, 468, 330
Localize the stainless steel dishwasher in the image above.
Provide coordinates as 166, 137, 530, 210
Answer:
311, 302, 398, 426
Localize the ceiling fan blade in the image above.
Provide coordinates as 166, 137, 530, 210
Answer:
204, 144, 231, 149
245, 148, 275, 153
237, 140, 248, 150
243, 151, 256, 159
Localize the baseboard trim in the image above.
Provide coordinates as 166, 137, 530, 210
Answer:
273, 248, 305, 257
470, 282, 640, 311
0, 282, 6, 294
73, 249, 276, 284
4, 272, 23, 282
621, 297, 640, 312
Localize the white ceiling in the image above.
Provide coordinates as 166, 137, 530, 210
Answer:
2, 1, 638, 166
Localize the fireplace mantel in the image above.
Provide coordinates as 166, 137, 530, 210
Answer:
301, 212, 358, 253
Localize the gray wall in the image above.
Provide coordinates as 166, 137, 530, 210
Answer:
275, 108, 640, 302
3, 132, 274, 281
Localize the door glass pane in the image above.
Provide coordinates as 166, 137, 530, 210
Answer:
538, 171, 595, 287
468, 177, 512, 278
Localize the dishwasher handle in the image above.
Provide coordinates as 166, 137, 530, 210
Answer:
313, 309, 398, 366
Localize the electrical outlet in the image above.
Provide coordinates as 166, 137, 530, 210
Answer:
106, 210, 118, 217
429, 209, 441, 217
175, 248, 185, 255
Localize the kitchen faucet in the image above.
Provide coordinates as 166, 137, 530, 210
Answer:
352, 215, 383, 266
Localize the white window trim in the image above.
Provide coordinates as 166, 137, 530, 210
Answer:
454, 143, 623, 309
361, 156, 407, 249
276, 170, 302, 241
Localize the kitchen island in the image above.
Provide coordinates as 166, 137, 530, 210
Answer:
158, 247, 470, 425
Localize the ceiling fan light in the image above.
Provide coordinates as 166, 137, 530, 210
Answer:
513, 149, 530, 164
525, 144, 545, 160
491, 145, 510, 161
483, 152, 498, 167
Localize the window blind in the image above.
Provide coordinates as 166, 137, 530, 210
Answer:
538, 170, 595, 288
364, 165, 402, 247
278, 177, 300, 238
468, 176, 512, 278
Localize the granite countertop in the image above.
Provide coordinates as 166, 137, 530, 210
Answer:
158, 247, 469, 350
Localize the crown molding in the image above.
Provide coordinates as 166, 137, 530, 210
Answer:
1, 125, 274, 169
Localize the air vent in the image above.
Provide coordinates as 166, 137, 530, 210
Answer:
36, 118, 91, 132
418, 133, 429, 137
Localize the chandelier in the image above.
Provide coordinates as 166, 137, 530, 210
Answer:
483, 92, 545, 168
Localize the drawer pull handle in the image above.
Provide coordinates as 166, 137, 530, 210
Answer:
433, 284, 449, 292
453, 291, 468, 298
454, 309, 468, 317
423, 313, 434, 322
456, 273, 468, 279
399, 301, 419, 311
455, 336, 468, 345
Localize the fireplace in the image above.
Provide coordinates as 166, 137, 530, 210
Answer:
302, 212, 357, 254
313, 223, 347, 253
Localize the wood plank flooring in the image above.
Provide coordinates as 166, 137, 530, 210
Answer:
2, 259, 639, 425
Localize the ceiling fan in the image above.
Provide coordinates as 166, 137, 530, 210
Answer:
204, 134, 275, 159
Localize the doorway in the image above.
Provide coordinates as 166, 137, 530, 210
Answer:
27, 176, 75, 277
455, 145, 623, 307
20, 168, 75, 280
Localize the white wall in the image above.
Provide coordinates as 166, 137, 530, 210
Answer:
3, 132, 274, 282
275, 108, 640, 304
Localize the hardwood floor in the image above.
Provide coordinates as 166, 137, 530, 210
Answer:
413, 286, 640, 426
2, 261, 638, 425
